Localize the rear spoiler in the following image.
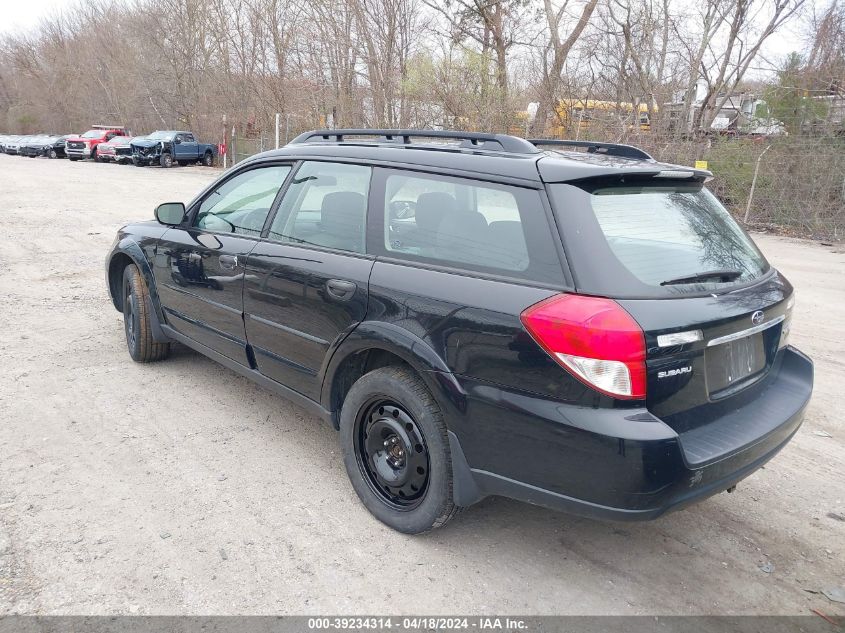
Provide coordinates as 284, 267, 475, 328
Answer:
564, 169, 714, 187
528, 138, 653, 160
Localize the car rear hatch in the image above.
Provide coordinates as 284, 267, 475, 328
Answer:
618, 277, 794, 452
545, 171, 807, 466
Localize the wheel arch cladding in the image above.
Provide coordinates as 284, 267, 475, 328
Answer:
107, 240, 170, 343
107, 251, 134, 312
320, 324, 482, 507
321, 322, 467, 426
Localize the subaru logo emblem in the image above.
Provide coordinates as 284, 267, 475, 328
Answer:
751, 310, 765, 325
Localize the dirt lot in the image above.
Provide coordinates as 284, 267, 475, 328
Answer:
0, 155, 843, 616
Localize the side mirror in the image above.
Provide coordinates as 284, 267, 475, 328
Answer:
155, 202, 186, 226
174, 137, 182, 144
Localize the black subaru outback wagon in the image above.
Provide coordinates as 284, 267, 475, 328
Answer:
106, 129, 813, 533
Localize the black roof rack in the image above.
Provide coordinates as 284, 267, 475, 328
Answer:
289, 129, 540, 154
528, 138, 653, 160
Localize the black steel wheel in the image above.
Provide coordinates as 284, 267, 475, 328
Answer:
340, 366, 460, 533
355, 399, 430, 510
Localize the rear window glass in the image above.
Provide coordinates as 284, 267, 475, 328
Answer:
585, 183, 767, 288
380, 171, 564, 285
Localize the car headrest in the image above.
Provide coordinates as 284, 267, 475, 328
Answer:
320, 192, 366, 236
488, 221, 525, 247
437, 210, 488, 244
415, 192, 456, 233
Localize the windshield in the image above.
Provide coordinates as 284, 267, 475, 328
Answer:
147, 131, 173, 140
108, 136, 129, 144
81, 130, 102, 138
585, 183, 767, 289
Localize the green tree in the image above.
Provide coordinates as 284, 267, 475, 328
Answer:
763, 52, 828, 134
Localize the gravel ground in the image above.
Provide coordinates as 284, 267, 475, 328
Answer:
0, 155, 843, 616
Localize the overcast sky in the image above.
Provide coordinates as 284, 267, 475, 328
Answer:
0, 0, 827, 76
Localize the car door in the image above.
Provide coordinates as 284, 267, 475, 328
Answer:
178, 133, 199, 161
153, 162, 294, 365
243, 161, 375, 400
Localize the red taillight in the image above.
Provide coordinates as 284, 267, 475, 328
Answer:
520, 294, 646, 399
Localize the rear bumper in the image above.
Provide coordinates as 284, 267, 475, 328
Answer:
450, 346, 813, 520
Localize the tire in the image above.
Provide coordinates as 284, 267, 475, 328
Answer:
339, 366, 460, 534
122, 264, 170, 363
48, 149, 57, 159
160, 152, 173, 168
178, 160, 189, 167
91, 147, 98, 162
201, 151, 214, 167
69, 156, 79, 161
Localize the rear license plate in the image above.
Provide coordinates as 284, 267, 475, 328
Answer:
705, 333, 766, 395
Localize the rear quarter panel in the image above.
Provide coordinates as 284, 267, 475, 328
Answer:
364, 261, 635, 412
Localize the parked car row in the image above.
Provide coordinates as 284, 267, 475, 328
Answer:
0, 125, 218, 168
0, 134, 71, 158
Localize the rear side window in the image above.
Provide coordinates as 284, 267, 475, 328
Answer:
268, 161, 371, 254
584, 183, 767, 288
379, 171, 564, 285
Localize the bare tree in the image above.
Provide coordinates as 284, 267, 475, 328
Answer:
426, 0, 531, 131
528, 0, 597, 136
694, 0, 805, 132
353, 0, 422, 126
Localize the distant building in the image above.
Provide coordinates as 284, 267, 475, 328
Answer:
665, 80, 786, 136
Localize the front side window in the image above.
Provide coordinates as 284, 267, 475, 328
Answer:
268, 161, 371, 254
381, 171, 564, 284
584, 183, 767, 289
195, 165, 291, 236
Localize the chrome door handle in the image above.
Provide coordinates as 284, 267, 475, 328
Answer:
326, 279, 356, 300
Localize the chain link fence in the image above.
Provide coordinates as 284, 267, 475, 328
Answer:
225, 119, 845, 241
578, 131, 845, 241
229, 132, 272, 165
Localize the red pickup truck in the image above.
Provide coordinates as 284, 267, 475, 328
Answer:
65, 125, 131, 161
